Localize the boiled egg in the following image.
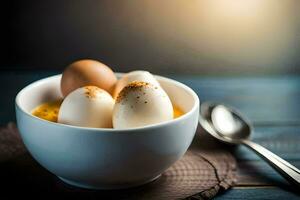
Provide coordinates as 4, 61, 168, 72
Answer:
58, 86, 114, 128
113, 70, 160, 98
61, 59, 117, 97
113, 81, 173, 129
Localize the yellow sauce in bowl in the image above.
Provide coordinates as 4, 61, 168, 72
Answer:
173, 105, 184, 119
31, 100, 62, 122
32, 100, 184, 123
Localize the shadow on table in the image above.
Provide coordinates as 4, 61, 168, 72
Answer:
3, 151, 199, 199
227, 142, 300, 195
0, 153, 168, 199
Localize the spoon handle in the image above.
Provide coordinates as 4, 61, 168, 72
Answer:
242, 140, 300, 188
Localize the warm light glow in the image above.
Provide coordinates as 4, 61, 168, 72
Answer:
108, 0, 296, 74
207, 0, 262, 17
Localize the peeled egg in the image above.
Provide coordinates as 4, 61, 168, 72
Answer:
58, 86, 114, 128
61, 59, 117, 97
113, 70, 160, 98
113, 81, 173, 129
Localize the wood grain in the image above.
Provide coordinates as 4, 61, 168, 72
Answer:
171, 75, 300, 125
236, 160, 300, 186
215, 188, 300, 200
234, 126, 300, 161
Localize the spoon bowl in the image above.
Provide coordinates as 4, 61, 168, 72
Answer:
200, 102, 251, 144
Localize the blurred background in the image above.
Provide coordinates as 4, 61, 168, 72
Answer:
2, 0, 300, 75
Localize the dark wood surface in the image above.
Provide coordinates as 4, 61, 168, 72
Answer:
1, 71, 300, 199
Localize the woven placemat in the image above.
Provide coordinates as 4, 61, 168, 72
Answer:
0, 123, 236, 199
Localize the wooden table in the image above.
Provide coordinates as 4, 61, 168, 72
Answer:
1, 71, 300, 199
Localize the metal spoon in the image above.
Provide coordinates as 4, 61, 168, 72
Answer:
199, 102, 300, 188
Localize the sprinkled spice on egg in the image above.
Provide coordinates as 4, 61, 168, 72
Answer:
84, 86, 104, 99
113, 81, 174, 129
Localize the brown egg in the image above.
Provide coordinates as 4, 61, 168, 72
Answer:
61, 59, 117, 97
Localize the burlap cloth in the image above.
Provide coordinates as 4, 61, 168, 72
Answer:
0, 122, 236, 199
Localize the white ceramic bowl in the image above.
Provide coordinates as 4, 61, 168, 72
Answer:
15, 73, 199, 189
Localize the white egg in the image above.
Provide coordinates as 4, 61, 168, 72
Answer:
113, 70, 160, 98
113, 81, 173, 129
58, 86, 114, 128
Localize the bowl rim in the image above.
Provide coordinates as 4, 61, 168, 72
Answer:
15, 73, 199, 133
